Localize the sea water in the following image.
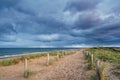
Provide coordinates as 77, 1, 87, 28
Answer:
0, 48, 77, 58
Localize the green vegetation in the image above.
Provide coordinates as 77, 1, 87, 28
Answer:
84, 52, 95, 70
91, 73, 98, 80
90, 63, 106, 80
13, 58, 20, 64
0, 50, 75, 66
0, 58, 21, 66
85, 47, 120, 80
0, 59, 14, 66
24, 70, 35, 78
20, 53, 47, 60
86, 47, 120, 64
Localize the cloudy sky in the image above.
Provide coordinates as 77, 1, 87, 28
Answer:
0, 0, 120, 48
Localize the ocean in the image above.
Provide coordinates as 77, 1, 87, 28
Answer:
0, 48, 78, 58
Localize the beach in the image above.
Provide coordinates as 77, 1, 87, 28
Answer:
0, 48, 120, 80
0, 49, 90, 80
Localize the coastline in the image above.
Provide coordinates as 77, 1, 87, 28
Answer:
0, 48, 79, 59
0, 48, 120, 80
0, 50, 89, 80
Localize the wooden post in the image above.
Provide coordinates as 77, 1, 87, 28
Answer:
46, 53, 50, 66
24, 58, 28, 77
100, 66, 105, 80
91, 54, 94, 66
100, 62, 105, 80
96, 59, 100, 80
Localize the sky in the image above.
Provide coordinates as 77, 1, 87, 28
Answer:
0, 0, 120, 48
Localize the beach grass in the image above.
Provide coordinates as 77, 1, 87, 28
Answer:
86, 47, 120, 80
24, 70, 35, 78
86, 47, 120, 64
0, 59, 14, 66
0, 50, 75, 66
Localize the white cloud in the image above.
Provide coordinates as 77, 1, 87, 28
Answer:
38, 34, 60, 41
62, 11, 81, 24
31, 45, 55, 48
65, 44, 93, 48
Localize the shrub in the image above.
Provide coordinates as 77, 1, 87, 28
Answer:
84, 52, 95, 70
87, 47, 120, 64
87, 62, 92, 70
13, 58, 20, 64
21, 55, 30, 60
0, 59, 14, 66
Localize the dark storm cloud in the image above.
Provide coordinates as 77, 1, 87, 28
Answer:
0, 0, 18, 9
0, 23, 17, 35
72, 21, 120, 45
0, 0, 120, 47
0, 23, 17, 42
15, 7, 36, 16
65, 0, 101, 12
73, 13, 102, 30
15, 16, 67, 35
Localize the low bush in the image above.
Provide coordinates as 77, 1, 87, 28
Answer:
87, 47, 120, 64
13, 58, 20, 64
0, 59, 14, 66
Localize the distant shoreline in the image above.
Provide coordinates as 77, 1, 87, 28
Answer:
0, 52, 43, 59
0, 48, 79, 59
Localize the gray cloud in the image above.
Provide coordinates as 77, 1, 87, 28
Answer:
73, 13, 102, 30
0, 0, 18, 9
65, 0, 101, 12
0, 23, 17, 35
0, 0, 120, 47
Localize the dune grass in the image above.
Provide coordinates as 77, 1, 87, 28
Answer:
86, 47, 120, 64
0, 59, 14, 66
24, 69, 35, 78
0, 50, 75, 66
86, 47, 120, 80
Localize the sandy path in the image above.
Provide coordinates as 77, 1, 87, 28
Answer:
38, 50, 87, 80
0, 50, 88, 80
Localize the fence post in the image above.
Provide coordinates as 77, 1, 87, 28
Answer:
91, 54, 94, 66
46, 53, 50, 66
24, 58, 28, 77
96, 59, 100, 80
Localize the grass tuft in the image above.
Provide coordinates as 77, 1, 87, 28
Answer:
24, 70, 35, 78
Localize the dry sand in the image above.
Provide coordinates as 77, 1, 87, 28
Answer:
0, 50, 89, 80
